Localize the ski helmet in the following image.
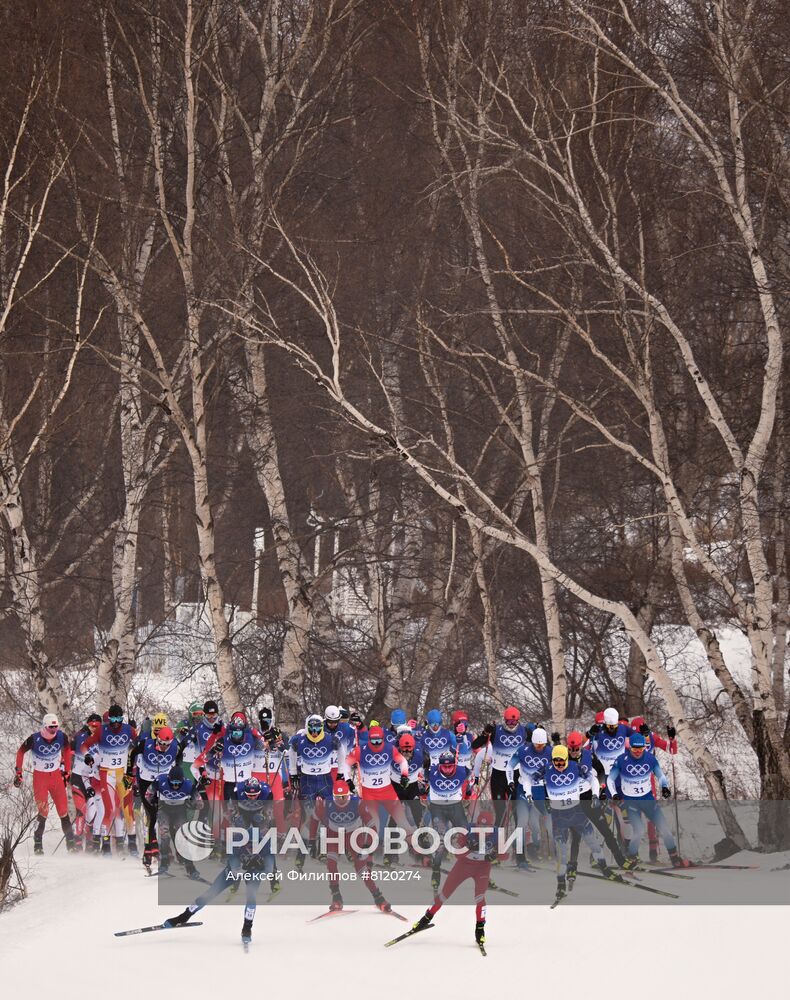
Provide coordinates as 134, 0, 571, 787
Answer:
390, 708, 407, 728
503, 706, 521, 728
368, 726, 385, 747
258, 706, 273, 729
168, 766, 185, 788
228, 718, 246, 742
567, 731, 584, 752
333, 779, 351, 802
398, 733, 416, 753
603, 707, 619, 727
451, 710, 468, 725
243, 777, 262, 800
438, 750, 456, 775
595, 710, 605, 725
189, 701, 204, 721
306, 714, 324, 741
339, 707, 350, 721
325, 704, 341, 723
630, 716, 646, 731
156, 726, 174, 745
348, 711, 363, 729
203, 700, 219, 717
552, 745, 569, 768
532, 727, 548, 747
426, 709, 442, 731
629, 732, 646, 753
108, 705, 124, 725
42, 713, 59, 730
230, 711, 247, 727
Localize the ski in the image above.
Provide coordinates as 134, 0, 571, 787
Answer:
376, 908, 409, 921
242, 938, 251, 953
576, 870, 679, 899
384, 923, 434, 948
477, 940, 488, 957
487, 878, 519, 898
634, 866, 693, 880
550, 891, 567, 910
307, 908, 359, 923
114, 921, 203, 937
656, 863, 758, 872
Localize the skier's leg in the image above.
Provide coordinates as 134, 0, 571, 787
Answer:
625, 802, 646, 858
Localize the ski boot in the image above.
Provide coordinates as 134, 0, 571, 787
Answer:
621, 855, 640, 872
649, 847, 659, 863
164, 907, 193, 928
372, 889, 392, 914
566, 862, 577, 890
126, 834, 139, 858
142, 839, 158, 871
308, 838, 319, 860
89, 834, 101, 854
413, 911, 433, 932
330, 890, 344, 912
527, 842, 540, 862
185, 861, 202, 881
517, 857, 537, 872
101, 835, 112, 856
669, 850, 691, 868
294, 850, 306, 872
241, 918, 253, 948
431, 866, 441, 892
596, 859, 617, 879
475, 921, 486, 946
33, 842, 44, 856
555, 875, 567, 901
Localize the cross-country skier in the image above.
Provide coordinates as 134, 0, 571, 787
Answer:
529, 744, 615, 901
288, 714, 338, 866
70, 713, 102, 850
564, 730, 626, 876
145, 765, 202, 878
15, 713, 75, 854
472, 706, 525, 824
316, 778, 395, 914
324, 704, 356, 777
344, 724, 413, 852
128, 725, 181, 869
425, 749, 473, 890
252, 707, 290, 833
421, 709, 457, 766
629, 715, 678, 861
409, 809, 500, 954
163, 776, 276, 948
452, 711, 475, 776
76, 705, 138, 855
392, 732, 424, 826
508, 726, 553, 867
607, 732, 689, 867
179, 702, 206, 780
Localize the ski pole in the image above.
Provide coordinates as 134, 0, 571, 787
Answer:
670, 755, 681, 856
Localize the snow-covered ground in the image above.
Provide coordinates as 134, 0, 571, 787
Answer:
2, 835, 787, 997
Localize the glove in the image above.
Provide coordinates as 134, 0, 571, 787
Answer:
639, 723, 650, 737
551, 732, 561, 745
346, 777, 355, 793
599, 786, 608, 801
83, 754, 94, 767
465, 781, 476, 797
612, 790, 623, 801
507, 781, 517, 798
417, 781, 428, 797
62, 770, 71, 783
483, 722, 495, 736
588, 723, 600, 736
198, 775, 211, 790
13, 772, 22, 788
85, 786, 96, 799
122, 773, 134, 790
667, 725, 676, 739
662, 786, 671, 799
400, 775, 410, 790
290, 774, 300, 794
212, 722, 223, 734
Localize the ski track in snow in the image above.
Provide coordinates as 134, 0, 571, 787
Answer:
1, 841, 787, 997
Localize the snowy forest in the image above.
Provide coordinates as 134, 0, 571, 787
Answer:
0, 0, 787, 818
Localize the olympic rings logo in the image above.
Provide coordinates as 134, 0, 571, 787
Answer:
434, 778, 459, 791
363, 753, 388, 767
226, 742, 252, 757
551, 771, 575, 786
601, 737, 623, 750
36, 742, 61, 756
302, 745, 327, 759
423, 737, 446, 750
145, 751, 173, 767
522, 754, 544, 770
498, 734, 522, 747
625, 763, 651, 776
332, 810, 356, 823
105, 734, 128, 747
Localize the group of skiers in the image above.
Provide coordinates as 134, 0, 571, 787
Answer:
15, 699, 683, 948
